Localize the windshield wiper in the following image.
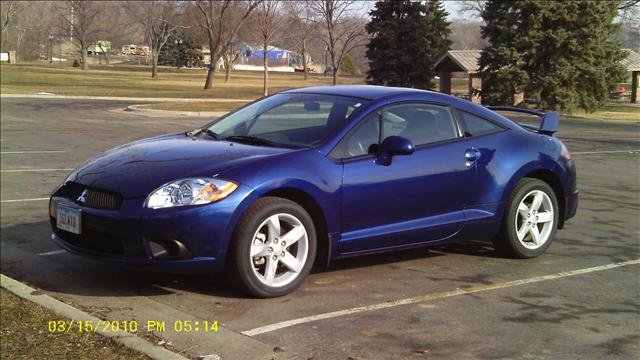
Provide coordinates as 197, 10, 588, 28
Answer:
186, 128, 219, 139
202, 129, 220, 139
224, 135, 278, 147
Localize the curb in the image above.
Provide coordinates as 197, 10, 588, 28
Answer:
125, 104, 229, 118
0, 93, 253, 103
0, 273, 190, 360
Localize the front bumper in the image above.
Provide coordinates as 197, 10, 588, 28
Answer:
51, 232, 221, 273
49, 184, 254, 273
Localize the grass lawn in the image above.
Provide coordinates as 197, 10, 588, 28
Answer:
565, 103, 640, 122
0, 288, 149, 359
0, 62, 363, 99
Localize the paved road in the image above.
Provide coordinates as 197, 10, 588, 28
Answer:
1, 98, 639, 360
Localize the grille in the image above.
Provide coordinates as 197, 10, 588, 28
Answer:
82, 189, 120, 210
56, 182, 122, 210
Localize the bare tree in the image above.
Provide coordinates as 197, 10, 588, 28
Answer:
256, 1, 282, 96
127, 1, 185, 78
0, 0, 20, 51
311, 0, 367, 85
221, 43, 241, 83
194, 0, 262, 90
450, 20, 487, 50
284, 1, 315, 80
458, 0, 486, 18
57, 1, 103, 70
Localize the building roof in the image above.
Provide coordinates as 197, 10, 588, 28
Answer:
621, 49, 640, 72
433, 50, 482, 74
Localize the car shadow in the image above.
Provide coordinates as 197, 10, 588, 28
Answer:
1, 220, 503, 300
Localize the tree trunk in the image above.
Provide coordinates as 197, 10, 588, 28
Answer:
263, 43, 269, 97
152, 52, 159, 78
224, 57, 231, 83
204, 63, 215, 89
332, 66, 338, 85
81, 47, 88, 70
302, 40, 308, 81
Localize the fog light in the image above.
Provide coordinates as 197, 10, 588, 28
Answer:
147, 239, 192, 259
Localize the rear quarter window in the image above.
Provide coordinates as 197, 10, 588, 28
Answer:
460, 111, 504, 136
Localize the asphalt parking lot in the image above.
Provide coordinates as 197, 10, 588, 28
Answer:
1, 97, 639, 360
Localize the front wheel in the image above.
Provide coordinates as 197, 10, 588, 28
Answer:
494, 178, 559, 258
228, 197, 317, 297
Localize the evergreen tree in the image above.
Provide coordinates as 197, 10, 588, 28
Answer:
366, 0, 451, 89
159, 30, 204, 68
340, 54, 358, 76
479, 0, 627, 111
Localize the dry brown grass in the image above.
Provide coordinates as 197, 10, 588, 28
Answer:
0, 63, 363, 99
0, 288, 149, 360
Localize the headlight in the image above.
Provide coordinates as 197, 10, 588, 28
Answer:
145, 178, 238, 209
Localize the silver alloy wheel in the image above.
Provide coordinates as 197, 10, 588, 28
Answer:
515, 190, 555, 249
250, 213, 309, 288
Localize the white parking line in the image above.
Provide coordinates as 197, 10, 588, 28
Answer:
37, 250, 67, 256
1, 168, 73, 173
241, 258, 640, 336
1, 197, 49, 203
572, 149, 639, 155
0, 150, 66, 154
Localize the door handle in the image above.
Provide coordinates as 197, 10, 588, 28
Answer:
465, 148, 480, 162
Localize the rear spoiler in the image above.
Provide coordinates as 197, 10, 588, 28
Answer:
487, 106, 559, 135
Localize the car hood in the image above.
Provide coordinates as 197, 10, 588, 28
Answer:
67, 133, 290, 198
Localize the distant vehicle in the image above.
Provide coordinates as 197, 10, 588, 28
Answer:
49, 85, 578, 297
121, 44, 148, 56
88, 40, 111, 56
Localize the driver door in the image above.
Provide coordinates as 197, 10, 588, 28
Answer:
335, 102, 476, 255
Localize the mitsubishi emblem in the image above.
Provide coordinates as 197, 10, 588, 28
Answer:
77, 189, 88, 204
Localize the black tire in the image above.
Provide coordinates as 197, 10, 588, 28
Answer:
227, 197, 317, 298
493, 178, 559, 258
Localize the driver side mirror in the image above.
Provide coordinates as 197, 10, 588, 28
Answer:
376, 136, 414, 166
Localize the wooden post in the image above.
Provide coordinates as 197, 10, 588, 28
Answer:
439, 71, 451, 94
631, 71, 638, 104
469, 74, 482, 104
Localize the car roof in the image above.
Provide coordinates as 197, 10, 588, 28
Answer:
281, 85, 520, 131
281, 85, 431, 100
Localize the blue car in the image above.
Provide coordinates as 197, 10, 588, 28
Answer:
50, 85, 578, 297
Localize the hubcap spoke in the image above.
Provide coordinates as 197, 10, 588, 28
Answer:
518, 202, 529, 218
537, 211, 553, 223
517, 222, 528, 241
263, 256, 278, 284
529, 226, 541, 245
266, 215, 281, 240
280, 251, 303, 273
251, 244, 269, 257
280, 225, 304, 246
530, 191, 543, 211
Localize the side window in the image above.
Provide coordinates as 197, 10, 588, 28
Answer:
332, 113, 380, 159
460, 111, 503, 136
383, 103, 458, 146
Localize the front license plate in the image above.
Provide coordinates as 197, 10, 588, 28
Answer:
56, 205, 81, 234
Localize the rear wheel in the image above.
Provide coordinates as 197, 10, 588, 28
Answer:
494, 178, 559, 258
228, 197, 316, 297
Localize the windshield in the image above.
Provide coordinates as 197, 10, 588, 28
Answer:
206, 94, 367, 148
